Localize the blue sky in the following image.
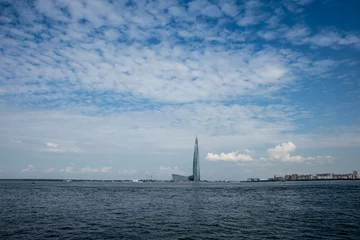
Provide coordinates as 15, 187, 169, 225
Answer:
0, 0, 359, 180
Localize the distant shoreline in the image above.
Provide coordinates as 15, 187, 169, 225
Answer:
0, 178, 360, 183
242, 179, 360, 183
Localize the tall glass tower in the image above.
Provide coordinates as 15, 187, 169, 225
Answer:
193, 137, 200, 181
172, 136, 200, 182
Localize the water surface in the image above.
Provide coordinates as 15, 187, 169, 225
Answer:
1, 181, 359, 239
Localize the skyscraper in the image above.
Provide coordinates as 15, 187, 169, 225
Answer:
172, 137, 200, 181
193, 137, 200, 181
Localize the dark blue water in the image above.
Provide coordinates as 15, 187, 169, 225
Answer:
1, 181, 359, 239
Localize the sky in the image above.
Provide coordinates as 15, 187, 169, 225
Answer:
0, 0, 359, 180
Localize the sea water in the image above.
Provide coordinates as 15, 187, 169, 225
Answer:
1, 181, 359, 239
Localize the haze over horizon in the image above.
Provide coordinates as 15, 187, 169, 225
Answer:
0, 0, 359, 180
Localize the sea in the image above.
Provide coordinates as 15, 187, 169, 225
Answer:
1, 180, 359, 239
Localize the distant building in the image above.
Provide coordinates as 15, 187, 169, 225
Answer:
284, 170, 359, 181
172, 174, 190, 181
317, 173, 333, 179
273, 175, 284, 181
285, 174, 298, 181
247, 178, 260, 182
172, 137, 200, 182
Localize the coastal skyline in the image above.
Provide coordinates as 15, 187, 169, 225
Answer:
0, 0, 359, 180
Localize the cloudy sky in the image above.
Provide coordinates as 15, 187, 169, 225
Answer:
0, 0, 359, 180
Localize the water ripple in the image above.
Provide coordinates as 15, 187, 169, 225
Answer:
0, 181, 360, 239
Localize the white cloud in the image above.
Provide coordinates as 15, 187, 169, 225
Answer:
45, 142, 58, 148
257, 31, 278, 40
284, 25, 310, 41
0, 41, 300, 103
39, 142, 83, 153
44, 167, 57, 173
21, 164, 35, 172
1, 102, 358, 158
201, 5, 222, 18
282, 0, 313, 13
267, 141, 333, 162
236, 0, 266, 26
0, 103, 303, 154
206, 151, 254, 163
244, 149, 251, 154
43, 166, 113, 174
258, 24, 360, 50
0, 0, 355, 118
60, 166, 73, 173
221, 3, 238, 17
80, 166, 112, 173
118, 169, 138, 175
80, 167, 99, 173
35, 0, 69, 22
5, 1, 344, 106
305, 31, 360, 49
100, 166, 112, 173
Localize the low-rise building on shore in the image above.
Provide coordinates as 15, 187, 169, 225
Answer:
247, 171, 359, 182
284, 171, 358, 181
